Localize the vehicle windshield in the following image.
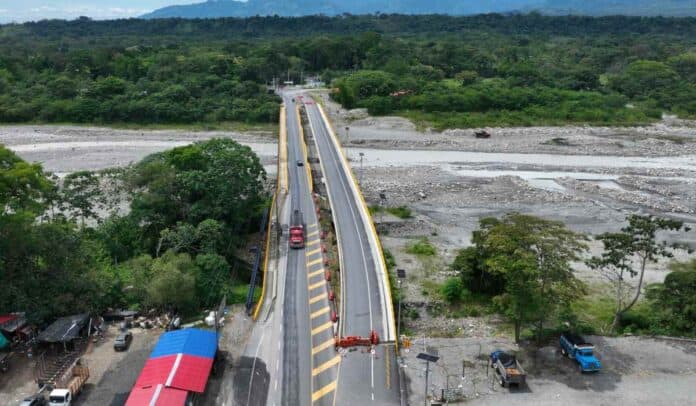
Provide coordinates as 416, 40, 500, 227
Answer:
578, 349, 594, 356
50, 395, 66, 402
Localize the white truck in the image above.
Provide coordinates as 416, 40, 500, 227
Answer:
48, 364, 89, 406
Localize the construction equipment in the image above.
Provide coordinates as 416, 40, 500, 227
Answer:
489, 350, 526, 387
335, 331, 379, 348
48, 364, 89, 406
560, 332, 601, 372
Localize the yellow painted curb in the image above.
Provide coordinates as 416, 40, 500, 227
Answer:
252, 191, 276, 321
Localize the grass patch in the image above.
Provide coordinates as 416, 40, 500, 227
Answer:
370, 205, 413, 219
406, 237, 437, 257
401, 107, 655, 131
386, 206, 413, 219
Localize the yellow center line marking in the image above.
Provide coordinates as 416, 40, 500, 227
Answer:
305, 239, 320, 247
307, 268, 324, 279
308, 280, 325, 291
310, 307, 331, 320
312, 380, 337, 402
311, 320, 333, 336
312, 337, 335, 355
309, 292, 327, 304
306, 248, 322, 258
307, 230, 319, 238
306, 258, 323, 267
312, 355, 340, 377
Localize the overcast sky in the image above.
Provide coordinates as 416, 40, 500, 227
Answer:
0, 1, 203, 22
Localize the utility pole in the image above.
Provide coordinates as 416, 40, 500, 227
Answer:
397, 269, 406, 347
417, 352, 440, 406
359, 152, 364, 185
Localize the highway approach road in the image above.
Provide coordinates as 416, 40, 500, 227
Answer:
305, 98, 401, 405
239, 90, 399, 406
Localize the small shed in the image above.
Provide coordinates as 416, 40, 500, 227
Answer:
37, 314, 89, 344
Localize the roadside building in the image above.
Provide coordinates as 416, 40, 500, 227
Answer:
125, 328, 218, 406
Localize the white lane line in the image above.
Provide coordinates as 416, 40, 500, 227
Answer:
311, 106, 374, 332
246, 329, 266, 406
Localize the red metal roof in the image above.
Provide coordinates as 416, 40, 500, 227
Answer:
0, 315, 17, 325
125, 384, 187, 406
135, 354, 214, 393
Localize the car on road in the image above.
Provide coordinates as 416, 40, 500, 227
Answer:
20, 395, 47, 406
296, 160, 304, 166
113, 331, 133, 351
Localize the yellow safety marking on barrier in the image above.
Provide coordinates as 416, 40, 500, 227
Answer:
307, 268, 324, 279
308, 280, 325, 291
312, 337, 335, 354
305, 239, 320, 247
312, 356, 340, 377
311, 320, 333, 336
309, 292, 327, 304
307, 257, 323, 268
307, 229, 319, 238
306, 223, 318, 229
310, 307, 331, 320
252, 192, 276, 321
306, 248, 321, 258
312, 381, 337, 402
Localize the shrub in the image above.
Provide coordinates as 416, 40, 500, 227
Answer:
441, 277, 468, 303
406, 237, 436, 256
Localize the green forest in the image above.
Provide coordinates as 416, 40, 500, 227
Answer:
1, 14, 695, 127
0, 140, 268, 323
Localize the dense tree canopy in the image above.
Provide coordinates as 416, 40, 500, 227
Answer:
0, 14, 695, 127
0, 139, 268, 323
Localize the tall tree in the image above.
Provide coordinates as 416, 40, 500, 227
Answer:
482, 213, 587, 343
588, 215, 685, 331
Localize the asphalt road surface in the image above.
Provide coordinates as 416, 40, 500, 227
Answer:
305, 101, 400, 405
282, 94, 339, 406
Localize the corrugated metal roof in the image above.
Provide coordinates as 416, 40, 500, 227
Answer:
0, 315, 16, 325
135, 354, 214, 393
149, 328, 217, 359
125, 384, 187, 406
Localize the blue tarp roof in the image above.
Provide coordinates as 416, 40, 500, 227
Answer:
149, 328, 217, 360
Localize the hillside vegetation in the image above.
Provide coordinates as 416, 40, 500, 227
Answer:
0, 14, 695, 127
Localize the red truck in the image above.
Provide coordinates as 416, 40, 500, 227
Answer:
289, 209, 306, 249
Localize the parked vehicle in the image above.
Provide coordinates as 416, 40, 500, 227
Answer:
289, 210, 306, 249
20, 394, 47, 406
489, 350, 526, 387
0, 352, 10, 372
48, 364, 89, 406
560, 332, 602, 372
113, 332, 132, 351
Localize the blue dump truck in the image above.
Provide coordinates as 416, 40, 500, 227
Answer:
560, 332, 602, 372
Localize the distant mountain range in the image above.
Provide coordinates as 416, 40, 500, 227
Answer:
141, 0, 696, 19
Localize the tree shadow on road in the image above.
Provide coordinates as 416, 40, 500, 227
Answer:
521, 336, 636, 393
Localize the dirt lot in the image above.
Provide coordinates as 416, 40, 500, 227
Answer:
402, 335, 696, 405
74, 326, 161, 406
